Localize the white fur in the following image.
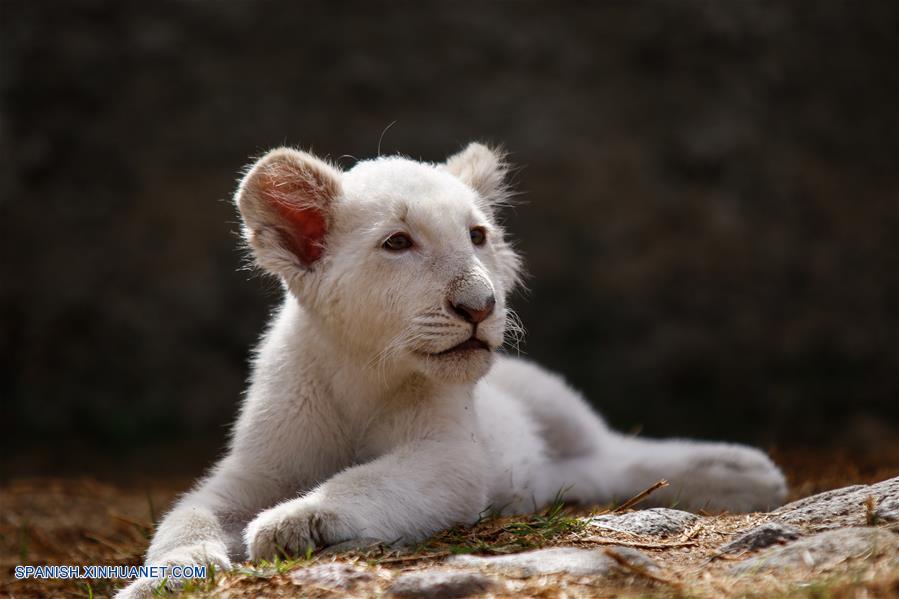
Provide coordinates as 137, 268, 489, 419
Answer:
116, 143, 786, 597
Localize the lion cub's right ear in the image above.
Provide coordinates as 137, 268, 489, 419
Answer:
235, 148, 342, 277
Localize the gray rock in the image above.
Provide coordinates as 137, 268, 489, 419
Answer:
585, 508, 699, 537
774, 476, 899, 530
729, 527, 898, 574
874, 496, 899, 524
290, 562, 373, 590
716, 522, 801, 555
874, 492, 899, 523
318, 537, 386, 556
389, 570, 495, 599
447, 546, 658, 578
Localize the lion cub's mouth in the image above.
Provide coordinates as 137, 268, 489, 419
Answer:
433, 337, 490, 356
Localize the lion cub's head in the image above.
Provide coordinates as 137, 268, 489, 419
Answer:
235, 143, 522, 384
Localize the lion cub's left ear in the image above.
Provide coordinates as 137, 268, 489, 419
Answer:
235, 148, 342, 277
443, 142, 511, 210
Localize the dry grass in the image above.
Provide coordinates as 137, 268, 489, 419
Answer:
2, 445, 898, 598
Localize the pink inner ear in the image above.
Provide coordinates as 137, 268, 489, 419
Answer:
273, 201, 326, 265
260, 174, 328, 266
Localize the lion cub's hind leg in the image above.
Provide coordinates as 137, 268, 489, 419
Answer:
485, 356, 786, 513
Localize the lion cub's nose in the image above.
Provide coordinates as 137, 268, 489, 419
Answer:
450, 296, 496, 324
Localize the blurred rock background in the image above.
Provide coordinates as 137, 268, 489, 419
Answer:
1, 0, 896, 475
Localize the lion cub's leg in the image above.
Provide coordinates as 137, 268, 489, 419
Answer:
539, 435, 787, 512
244, 437, 489, 561
116, 457, 278, 598
486, 356, 786, 513
594, 434, 788, 512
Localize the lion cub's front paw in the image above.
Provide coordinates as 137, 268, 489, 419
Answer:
115, 544, 230, 598
244, 500, 345, 561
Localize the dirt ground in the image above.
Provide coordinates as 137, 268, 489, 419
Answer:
2, 444, 898, 598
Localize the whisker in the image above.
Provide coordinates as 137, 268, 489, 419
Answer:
502, 308, 527, 356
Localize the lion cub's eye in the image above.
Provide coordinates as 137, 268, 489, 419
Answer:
470, 226, 487, 246
383, 232, 413, 251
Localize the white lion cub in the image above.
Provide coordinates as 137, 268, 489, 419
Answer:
118, 143, 786, 597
